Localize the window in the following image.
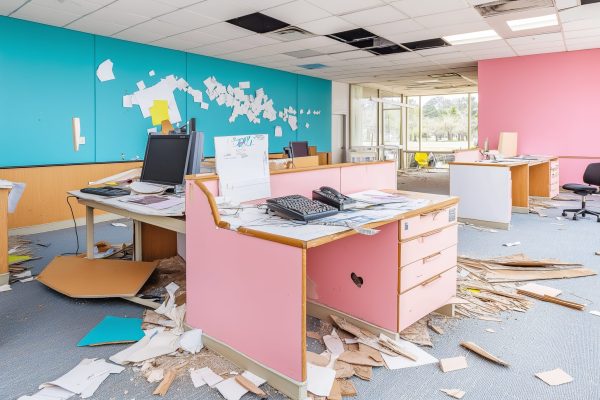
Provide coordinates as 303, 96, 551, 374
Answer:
405, 93, 478, 152
350, 85, 378, 147
382, 92, 402, 146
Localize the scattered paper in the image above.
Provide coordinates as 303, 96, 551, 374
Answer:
18, 386, 74, 400
241, 371, 266, 387
77, 316, 143, 347
39, 358, 124, 398
503, 241, 521, 247
379, 335, 437, 370
439, 356, 468, 373
190, 368, 207, 388
14, 270, 31, 279
179, 329, 203, 354
460, 341, 509, 367
535, 368, 573, 386
0, 181, 26, 213
0, 284, 11, 292
146, 369, 164, 383
485, 328, 496, 333
238, 81, 250, 89
441, 388, 466, 399
323, 334, 345, 357
96, 59, 115, 82
147, 127, 157, 134
122, 95, 133, 108
149, 70, 155, 76
111, 222, 127, 228
590, 310, 600, 317
215, 378, 247, 400
274, 125, 283, 137
306, 363, 336, 397
20, 277, 34, 283
109, 331, 180, 364
197, 367, 223, 387
519, 283, 562, 297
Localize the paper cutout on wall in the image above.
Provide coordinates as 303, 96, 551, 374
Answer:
96, 59, 115, 82
131, 75, 182, 124
136, 80, 146, 90
149, 70, 155, 77
274, 126, 282, 137
150, 100, 170, 126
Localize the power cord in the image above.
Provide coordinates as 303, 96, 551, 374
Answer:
62, 196, 80, 255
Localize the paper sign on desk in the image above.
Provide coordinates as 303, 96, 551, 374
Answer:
214, 134, 270, 203
150, 100, 170, 126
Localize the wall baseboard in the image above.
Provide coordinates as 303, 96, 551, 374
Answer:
9, 213, 123, 236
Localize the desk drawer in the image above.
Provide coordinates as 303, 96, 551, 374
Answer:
399, 205, 457, 240
399, 267, 456, 331
400, 224, 457, 267
400, 245, 457, 293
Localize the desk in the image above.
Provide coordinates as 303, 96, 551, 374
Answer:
0, 188, 9, 285
184, 162, 459, 399
449, 156, 559, 229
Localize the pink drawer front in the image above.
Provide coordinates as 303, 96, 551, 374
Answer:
400, 245, 457, 293
399, 224, 457, 267
399, 205, 457, 240
399, 267, 456, 331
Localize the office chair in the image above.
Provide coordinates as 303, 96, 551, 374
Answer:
414, 152, 429, 170
561, 163, 600, 222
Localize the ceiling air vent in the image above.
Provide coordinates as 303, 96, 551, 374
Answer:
265, 26, 315, 42
475, 0, 555, 17
298, 63, 328, 70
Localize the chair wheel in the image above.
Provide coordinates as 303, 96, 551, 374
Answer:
562, 212, 567, 216
573, 216, 578, 220
597, 218, 600, 222
582, 212, 586, 217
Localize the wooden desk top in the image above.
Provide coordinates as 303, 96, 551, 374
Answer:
450, 156, 557, 168
193, 180, 458, 249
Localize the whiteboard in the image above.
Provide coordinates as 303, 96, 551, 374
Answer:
214, 134, 271, 203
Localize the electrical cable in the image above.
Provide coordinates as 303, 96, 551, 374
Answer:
62, 196, 80, 255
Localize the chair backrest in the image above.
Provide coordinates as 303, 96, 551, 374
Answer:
583, 163, 600, 186
414, 152, 428, 167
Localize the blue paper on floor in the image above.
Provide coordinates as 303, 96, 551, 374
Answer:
78, 316, 144, 347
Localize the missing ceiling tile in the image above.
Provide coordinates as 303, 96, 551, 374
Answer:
226, 12, 289, 34
368, 45, 408, 55
402, 38, 449, 51
474, 0, 554, 17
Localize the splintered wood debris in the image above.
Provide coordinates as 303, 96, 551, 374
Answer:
460, 341, 509, 367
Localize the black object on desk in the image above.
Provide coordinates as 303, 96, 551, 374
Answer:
80, 187, 131, 197
267, 195, 338, 222
312, 186, 356, 210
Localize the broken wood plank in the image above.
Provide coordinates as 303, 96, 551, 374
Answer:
333, 360, 354, 379
517, 289, 585, 310
337, 351, 384, 367
378, 337, 418, 361
353, 365, 372, 381
327, 379, 342, 400
439, 356, 468, 373
153, 369, 176, 396
358, 343, 384, 363
338, 379, 357, 397
307, 351, 330, 367
460, 341, 509, 367
235, 375, 266, 398
329, 315, 377, 340
440, 388, 466, 399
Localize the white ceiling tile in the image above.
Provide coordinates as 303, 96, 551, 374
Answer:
390, 0, 469, 18
29, 0, 104, 15
11, 2, 80, 26
564, 27, 600, 40
113, 27, 165, 43
168, 29, 221, 47
366, 18, 423, 37
510, 40, 565, 52
130, 19, 191, 37
339, 5, 407, 26
312, 42, 360, 54
507, 32, 563, 46
432, 21, 492, 37
454, 39, 511, 51
152, 35, 208, 51
1, 0, 27, 15
185, 0, 259, 21
297, 16, 357, 35
196, 21, 254, 40
559, 2, 600, 23
108, 0, 177, 18
566, 39, 600, 51
156, 9, 220, 30
555, 0, 578, 10
306, 0, 385, 15
414, 8, 483, 29
562, 17, 600, 32
67, 16, 127, 36
417, 46, 456, 56
463, 48, 516, 60
80, 7, 149, 26
515, 45, 565, 56
263, 1, 331, 25
154, 0, 204, 7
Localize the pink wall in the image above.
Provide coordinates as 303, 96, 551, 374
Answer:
478, 49, 600, 184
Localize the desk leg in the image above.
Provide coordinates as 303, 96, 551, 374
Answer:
0, 189, 9, 285
133, 220, 143, 261
511, 164, 530, 213
86, 206, 94, 259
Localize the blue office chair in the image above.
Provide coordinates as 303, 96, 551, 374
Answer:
561, 163, 600, 222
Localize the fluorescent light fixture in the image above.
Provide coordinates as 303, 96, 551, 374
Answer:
416, 79, 440, 84
442, 29, 500, 45
507, 14, 558, 31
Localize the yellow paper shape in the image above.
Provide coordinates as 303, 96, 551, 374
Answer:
150, 100, 170, 126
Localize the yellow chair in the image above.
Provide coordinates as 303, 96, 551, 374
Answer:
414, 152, 429, 170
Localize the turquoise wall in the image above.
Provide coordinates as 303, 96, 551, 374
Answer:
0, 17, 332, 168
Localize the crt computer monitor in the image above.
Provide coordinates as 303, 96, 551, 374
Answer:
289, 141, 309, 158
140, 134, 191, 186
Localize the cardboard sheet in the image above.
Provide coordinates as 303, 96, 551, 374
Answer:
439, 356, 468, 373
77, 316, 144, 347
535, 368, 573, 386
37, 256, 157, 298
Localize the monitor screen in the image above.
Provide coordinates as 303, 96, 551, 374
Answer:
290, 141, 309, 158
140, 134, 191, 186
186, 131, 204, 175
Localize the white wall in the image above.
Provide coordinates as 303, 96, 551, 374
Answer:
331, 82, 350, 162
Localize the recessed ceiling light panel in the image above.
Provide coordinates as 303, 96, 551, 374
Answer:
506, 13, 558, 31
443, 29, 501, 45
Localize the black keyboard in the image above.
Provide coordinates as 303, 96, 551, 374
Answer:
266, 195, 338, 222
80, 186, 131, 197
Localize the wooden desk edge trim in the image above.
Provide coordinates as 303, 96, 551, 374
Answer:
186, 161, 395, 182
448, 161, 529, 168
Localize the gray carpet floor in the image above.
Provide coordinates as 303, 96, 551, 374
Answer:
2, 175, 600, 399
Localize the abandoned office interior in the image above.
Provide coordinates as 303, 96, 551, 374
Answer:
2, 0, 600, 399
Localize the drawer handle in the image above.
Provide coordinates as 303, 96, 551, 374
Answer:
419, 228, 444, 240
421, 274, 442, 286
419, 210, 442, 219
423, 252, 442, 262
